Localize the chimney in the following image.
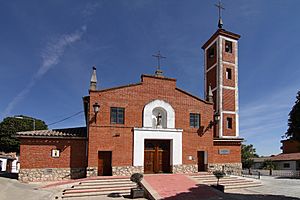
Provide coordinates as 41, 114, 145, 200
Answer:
90, 66, 97, 91
207, 84, 213, 103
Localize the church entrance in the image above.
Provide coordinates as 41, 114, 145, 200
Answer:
144, 140, 170, 174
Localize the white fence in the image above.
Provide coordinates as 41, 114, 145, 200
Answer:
243, 169, 300, 177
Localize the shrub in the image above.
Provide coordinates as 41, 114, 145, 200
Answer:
130, 173, 143, 184
213, 170, 226, 185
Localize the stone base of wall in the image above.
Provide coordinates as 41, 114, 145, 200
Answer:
208, 163, 242, 175
112, 166, 144, 176
86, 167, 98, 177
172, 164, 198, 174
19, 168, 86, 182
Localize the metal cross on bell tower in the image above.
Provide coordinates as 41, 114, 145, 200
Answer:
215, 0, 225, 29
152, 51, 166, 77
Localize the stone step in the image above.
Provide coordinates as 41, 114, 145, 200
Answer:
202, 179, 254, 184
210, 180, 258, 186
225, 182, 263, 190
192, 176, 237, 180
68, 183, 136, 190
80, 177, 130, 184
190, 174, 262, 190
79, 180, 133, 186
189, 172, 211, 176
63, 186, 135, 195
62, 190, 130, 198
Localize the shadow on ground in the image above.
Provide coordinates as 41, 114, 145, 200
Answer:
159, 184, 300, 200
0, 172, 18, 179
275, 176, 300, 180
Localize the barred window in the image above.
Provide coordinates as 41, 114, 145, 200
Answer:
110, 107, 125, 124
190, 113, 200, 128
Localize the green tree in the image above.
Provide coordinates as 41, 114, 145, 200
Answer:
285, 91, 300, 142
241, 144, 259, 169
0, 115, 47, 153
261, 159, 277, 170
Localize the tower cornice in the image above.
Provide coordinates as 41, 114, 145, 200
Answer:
202, 29, 240, 50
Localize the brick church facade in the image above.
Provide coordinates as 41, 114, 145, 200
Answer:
17, 26, 243, 182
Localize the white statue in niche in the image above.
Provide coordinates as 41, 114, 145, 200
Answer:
156, 113, 162, 128
152, 107, 167, 128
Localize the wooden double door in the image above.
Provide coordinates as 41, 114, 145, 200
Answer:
98, 151, 112, 176
144, 140, 170, 174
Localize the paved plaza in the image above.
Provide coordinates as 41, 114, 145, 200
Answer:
227, 176, 300, 199
0, 175, 300, 200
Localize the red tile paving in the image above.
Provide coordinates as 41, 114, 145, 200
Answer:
144, 174, 221, 200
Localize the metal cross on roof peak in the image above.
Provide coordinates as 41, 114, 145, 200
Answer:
215, 0, 225, 28
152, 51, 166, 72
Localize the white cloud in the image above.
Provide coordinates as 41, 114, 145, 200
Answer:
239, 85, 299, 139
36, 26, 86, 78
82, 2, 101, 20
2, 26, 86, 118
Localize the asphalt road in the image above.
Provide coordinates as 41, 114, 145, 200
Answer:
0, 177, 57, 200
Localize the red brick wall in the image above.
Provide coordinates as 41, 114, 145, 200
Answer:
282, 140, 300, 153
223, 64, 235, 87
206, 67, 217, 90
222, 89, 235, 111
88, 75, 216, 167
20, 138, 87, 169
222, 113, 236, 136
222, 39, 236, 64
212, 143, 241, 163
206, 42, 217, 69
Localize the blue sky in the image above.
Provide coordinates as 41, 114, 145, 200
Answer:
0, 0, 299, 156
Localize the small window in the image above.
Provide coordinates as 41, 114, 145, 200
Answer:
225, 40, 232, 53
208, 47, 215, 58
190, 113, 200, 128
51, 149, 60, 158
226, 117, 233, 129
283, 163, 290, 168
110, 107, 125, 124
226, 68, 232, 80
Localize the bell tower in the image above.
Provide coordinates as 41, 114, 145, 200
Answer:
202, 5, 241, 138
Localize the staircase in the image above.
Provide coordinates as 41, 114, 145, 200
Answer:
61, 177, 137, 198
189, 173, 262, 190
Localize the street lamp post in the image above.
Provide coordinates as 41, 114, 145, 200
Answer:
14, 116, 35, 131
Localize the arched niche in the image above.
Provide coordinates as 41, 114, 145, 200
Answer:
143, 100, 175, 129
152, 107, 167, 128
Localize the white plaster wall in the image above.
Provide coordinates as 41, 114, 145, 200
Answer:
0, 158, 19, 172
133, 127, 182, 167
0, 158, 7, 171
276, 161, 297, 170
143, 100, 175, 128
11, 159, 19, 173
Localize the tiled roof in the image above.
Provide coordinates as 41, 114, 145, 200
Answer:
271, 153, 300, 161
16, 127, 87, 138
252, 157, 272, 162
252, 153, 300, 162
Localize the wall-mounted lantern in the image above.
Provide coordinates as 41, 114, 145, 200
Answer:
93, 102, 100, 114
214, 112, 220, 123
92, 102, 100, 123
209, 112, 220, 129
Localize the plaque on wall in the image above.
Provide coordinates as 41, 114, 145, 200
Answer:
219, 149, 230, 155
